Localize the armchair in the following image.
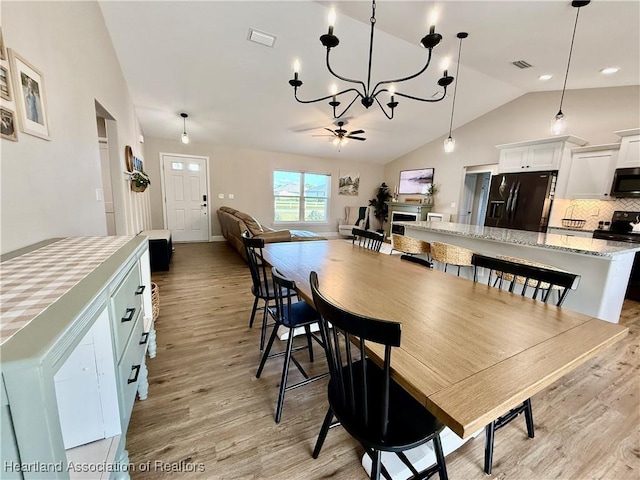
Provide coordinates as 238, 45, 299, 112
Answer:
338, 206, 371, 237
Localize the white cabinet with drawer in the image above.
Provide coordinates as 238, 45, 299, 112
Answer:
0, 236, 152, 479
496, 135, 587, 174
614, 128, 640, 168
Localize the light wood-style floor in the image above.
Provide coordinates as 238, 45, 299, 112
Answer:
127, 242, 639, 479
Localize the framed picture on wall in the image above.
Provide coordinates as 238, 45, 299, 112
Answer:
9, 49, 50, 140
0, 27, 6, 61
0, 65, 11, 101
398, 168, 434, 195
1, 106, 19, 141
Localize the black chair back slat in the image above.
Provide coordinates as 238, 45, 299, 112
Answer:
241, 231, 275, 299
310, 271, 401, 440
471, 253, 580, 307
352, 228, 385, 252
400, 254, 432, 268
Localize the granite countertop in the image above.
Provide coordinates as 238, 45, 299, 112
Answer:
395, 221, 640, 257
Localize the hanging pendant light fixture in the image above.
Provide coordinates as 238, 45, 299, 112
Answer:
289, 0, 456, 120
444, 32, 468, 153
180, 112, 190, 144
552, 1, 590, 135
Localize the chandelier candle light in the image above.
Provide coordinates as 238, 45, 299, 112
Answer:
289, 0, 455, 120
444, 32, 468, 153
552, 0, 590, 135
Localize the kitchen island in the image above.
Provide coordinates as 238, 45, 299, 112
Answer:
396, 221, 640, 323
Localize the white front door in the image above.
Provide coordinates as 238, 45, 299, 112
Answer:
161, 154, 209, 242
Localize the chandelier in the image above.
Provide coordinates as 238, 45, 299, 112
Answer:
288, 0, 454, 120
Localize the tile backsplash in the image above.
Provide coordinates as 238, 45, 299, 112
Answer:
550, 198, 640, 230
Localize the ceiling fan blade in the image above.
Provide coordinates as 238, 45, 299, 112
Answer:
324, 128, 336, 134
312, 134, 334, 137
349, 130, 365, 135
349, 136, 366, 141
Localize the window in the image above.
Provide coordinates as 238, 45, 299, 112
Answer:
273, 170, 330, 222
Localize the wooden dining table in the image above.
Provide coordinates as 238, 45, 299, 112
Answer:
261, 240, 628, 439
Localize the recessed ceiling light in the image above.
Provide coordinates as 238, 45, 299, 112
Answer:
600, 67, 619, 75
539, 74, 553, 81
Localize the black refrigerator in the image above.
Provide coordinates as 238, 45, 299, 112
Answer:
484, 171, 556, 232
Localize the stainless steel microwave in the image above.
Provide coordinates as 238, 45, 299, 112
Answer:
611, 167, 640, 198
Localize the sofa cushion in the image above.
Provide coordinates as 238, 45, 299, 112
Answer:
235, 211, 264, 235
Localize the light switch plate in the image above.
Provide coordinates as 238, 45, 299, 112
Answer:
218, 193, 224, 199
229, 194, 235, 199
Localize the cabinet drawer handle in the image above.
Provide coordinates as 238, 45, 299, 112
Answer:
121, 307, 136, 323
128, 364, 141, 384
139, 332, 149, 345
135, 285, 146, 295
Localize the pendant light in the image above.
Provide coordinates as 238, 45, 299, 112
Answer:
444, 32, 468, 153
180, 112, 190, 144
552, 1, 590, 135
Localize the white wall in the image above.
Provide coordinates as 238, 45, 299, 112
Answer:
142, 137, 384, 237
385, 86, 640, 220
1, 2, 150, 254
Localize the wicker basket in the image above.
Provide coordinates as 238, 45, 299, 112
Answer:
561, 218, 586, 229
131, 182, 147, 193
430, 242, 474, 266
391, 234, 431, 255
151, 282, 160, 321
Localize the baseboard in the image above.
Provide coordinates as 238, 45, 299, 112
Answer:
210, 236, 226, 242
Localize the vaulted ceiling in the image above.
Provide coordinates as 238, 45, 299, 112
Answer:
99, 1, 640, 164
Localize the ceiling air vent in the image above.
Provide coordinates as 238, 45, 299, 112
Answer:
512, 60, 533, 69
248, 28, 276, 48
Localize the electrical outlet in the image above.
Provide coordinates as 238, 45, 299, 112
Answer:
218, 193, 224, 199
450, 202, 456, 209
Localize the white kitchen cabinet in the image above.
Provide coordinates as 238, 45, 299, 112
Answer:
0, 236, 152, 479
564, 144, 619, 199
497, 135, 587, 174
614, 128, 640, 168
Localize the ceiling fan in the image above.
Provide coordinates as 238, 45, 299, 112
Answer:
313, 121, 366, 146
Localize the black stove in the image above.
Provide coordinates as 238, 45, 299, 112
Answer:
592, 211, 640, 244
593, 211, 640, 301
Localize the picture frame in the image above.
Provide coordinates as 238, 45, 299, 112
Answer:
398, 168, 434, 195
8, 49, 50, 140
1, 106, 19, 142
338, 171, 360, 196
0, 27, 6, 61
0, 64, 11, 101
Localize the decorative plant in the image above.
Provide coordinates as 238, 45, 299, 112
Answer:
426, 183, 439, 196
130, 171, 151, 192
369, 182, 393, 227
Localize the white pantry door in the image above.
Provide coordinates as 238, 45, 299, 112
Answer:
162, 154, 209, 242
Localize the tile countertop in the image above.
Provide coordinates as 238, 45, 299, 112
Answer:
395, 221, 640, 257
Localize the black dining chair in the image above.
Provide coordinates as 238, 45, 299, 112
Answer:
471, 253, 580, 475
241, 231, 283, 350
400, 254, 433, 269
256, 267, 328, 423
310, 271, 448, 480
352, 228, 384, 252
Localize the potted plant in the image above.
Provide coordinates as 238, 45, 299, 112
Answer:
130, 171, 151, 192
369, 183, 392, 230
425, 183, 439, 204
